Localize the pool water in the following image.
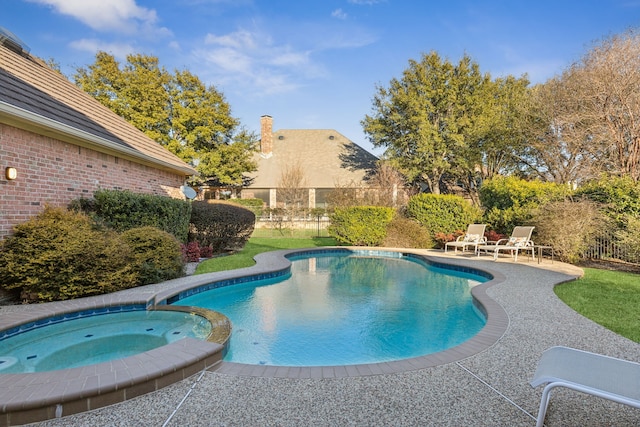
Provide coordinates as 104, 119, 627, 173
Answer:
0, 310, 212, 373
176, 252, 487, 366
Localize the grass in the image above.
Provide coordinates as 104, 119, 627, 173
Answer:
555, 267, 640, 343
194, 236, 339, 274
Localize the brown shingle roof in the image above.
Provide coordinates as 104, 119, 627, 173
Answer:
0, 45, 195, 176
247, 129, 378, 188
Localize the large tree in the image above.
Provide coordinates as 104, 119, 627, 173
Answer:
361, 52, 527, 196
74, 52, 257, 186
572, 29, 640, 180
520, 76, 602, 184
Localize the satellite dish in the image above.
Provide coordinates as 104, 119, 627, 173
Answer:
181, 185, 197, 200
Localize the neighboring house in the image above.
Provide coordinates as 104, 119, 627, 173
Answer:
0, 33, 196, 240
240, 115, 378, 209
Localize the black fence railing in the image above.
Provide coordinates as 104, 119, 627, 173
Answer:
582, 230, 640, 265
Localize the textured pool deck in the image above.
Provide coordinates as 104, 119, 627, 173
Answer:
2, 248, 640, 426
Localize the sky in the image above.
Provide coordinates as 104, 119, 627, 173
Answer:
2, 0, 640, 157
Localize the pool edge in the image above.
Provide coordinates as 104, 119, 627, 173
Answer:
0, 247, 510, 425
208, 248, 510, 379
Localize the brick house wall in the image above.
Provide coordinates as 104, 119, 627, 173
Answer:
0, 124, 185, 240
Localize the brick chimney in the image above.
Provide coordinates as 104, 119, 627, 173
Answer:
260, 115, 273, 157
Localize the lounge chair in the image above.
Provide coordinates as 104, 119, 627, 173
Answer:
477, 226, 535, 261
444, 224, 487, 254
530, 346, 640, 427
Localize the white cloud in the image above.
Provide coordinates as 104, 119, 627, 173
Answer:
332, 9, 348, 20
348, 0, 385, 4
27, 0, 169, 36
196, 28, 326, 96
204, 29, 259, 50
68, 38, 135, 59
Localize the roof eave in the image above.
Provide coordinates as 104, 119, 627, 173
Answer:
0, 101, 196, 176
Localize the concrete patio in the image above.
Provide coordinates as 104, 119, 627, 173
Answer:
6, 250, 640, 426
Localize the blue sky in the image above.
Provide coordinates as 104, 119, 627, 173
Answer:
3, 1, 639, 156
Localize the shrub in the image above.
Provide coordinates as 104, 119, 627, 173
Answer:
479, 176, 570, 234
0, 207, 137, 302
328, 206, 395, 246
70, 189, 191, 241
189, 201, 255, 252
182, 241, 201, 262
406, 193, 482, 239
181, 241, 213, 262
615, 214, 640, 263
575, 175, 640, 226
530, 199, 606, 263
120, 227, 184, 285
382, 216, 432, 248
228, 198, 265, 216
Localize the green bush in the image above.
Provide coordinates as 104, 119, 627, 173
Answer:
328, 206, 395, 246
121, 226, 185, 285
189, 201, 255, 252
382, 215, 433, 248
0, 207, 138, 302
70, 189, 191, 241
575, 175, 640, 225
406, 193, 482, 239
479, 176, 570, 234
228, 198, 265, 216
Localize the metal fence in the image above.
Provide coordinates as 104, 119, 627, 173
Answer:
253, 217, 332, 238
582, 230, 640, 265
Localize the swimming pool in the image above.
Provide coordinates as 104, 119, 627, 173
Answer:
174, 250, 489, 366
0, 307, 222, 373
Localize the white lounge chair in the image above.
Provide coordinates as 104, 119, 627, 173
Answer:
530, 346, 640, 427
477, 226, 535, 261
444, 224, 486, 254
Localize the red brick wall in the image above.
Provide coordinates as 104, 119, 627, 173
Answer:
0, 124, 186, 240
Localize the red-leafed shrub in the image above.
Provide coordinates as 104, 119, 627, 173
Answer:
182, 241, 201, 262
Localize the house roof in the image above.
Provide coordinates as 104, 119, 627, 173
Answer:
0, 44, 196, 176
246, 128, 378, 188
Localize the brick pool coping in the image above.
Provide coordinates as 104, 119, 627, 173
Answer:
0, 248, 509, 425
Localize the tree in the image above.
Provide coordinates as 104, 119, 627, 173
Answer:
362, 52, 492, 195
519, 76, 601, 184
474, 75, 530, 180
564, 30, 640, 180
74, 52, 257, 186
277, 161, 308, 213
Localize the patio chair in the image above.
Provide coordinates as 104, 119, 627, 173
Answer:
530, 346, 640, 427
444, 224, 487, 254
476, 226, 535, 261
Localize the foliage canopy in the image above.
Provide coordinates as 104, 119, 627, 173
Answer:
74, 52, 257, 186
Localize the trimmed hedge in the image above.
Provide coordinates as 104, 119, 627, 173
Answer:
70, 189, 191, 242
228, 198, 265, 216
328, 206, 395, 246
121, 226, 185, 285
0, 207, 138, 302
479, 176, 569, 234
188, 201, 255, 252
406, 193, 482, 239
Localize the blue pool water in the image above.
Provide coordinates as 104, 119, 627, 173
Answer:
0, 309, 212, 373
176, 252, 488, 366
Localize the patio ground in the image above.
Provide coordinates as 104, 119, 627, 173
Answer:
10, 250, 640, 426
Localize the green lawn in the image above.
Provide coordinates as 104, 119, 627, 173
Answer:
194, 236, 338, 274
555, 267, 640, 343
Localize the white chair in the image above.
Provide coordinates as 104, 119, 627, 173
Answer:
530, 346, 640, 427
477, 226, 535, 261
444, 224, 486, 254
